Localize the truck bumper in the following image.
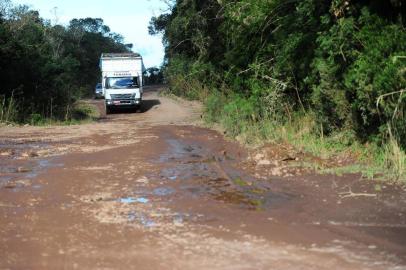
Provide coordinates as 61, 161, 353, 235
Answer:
106, 98, 141, 107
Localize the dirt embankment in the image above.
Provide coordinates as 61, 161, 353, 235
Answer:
0, 86, 405, 270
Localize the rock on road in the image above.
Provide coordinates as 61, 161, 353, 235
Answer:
0, 86, 406, 270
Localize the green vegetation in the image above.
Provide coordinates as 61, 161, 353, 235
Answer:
11, 101, 100, 126
0, 0, 130, 124
0, 92, 18, 123
233, 178, 249, 187
150, 0, 406, 180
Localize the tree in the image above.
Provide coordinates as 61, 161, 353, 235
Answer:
0, 2, 130, 122
150, 0, 406, 147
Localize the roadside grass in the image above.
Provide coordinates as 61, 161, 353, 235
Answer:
201, 94, 406, 183
0, 97, 100, 127
265, 119, 403, 181
166, 75, 210, 101
28, 101, 100, 126
69, 101, 100, 121
382, 131, 406, 181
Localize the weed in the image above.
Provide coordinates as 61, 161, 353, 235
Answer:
383, 126, 406, 180
0, 94, 18, 124
29, 113, 46, 125
233, 178, 248, 187
167, 75, 210, 101
70, 101, 100, 121
201, 92, 405, 182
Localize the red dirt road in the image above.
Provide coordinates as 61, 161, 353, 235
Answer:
1, 86, 405, 269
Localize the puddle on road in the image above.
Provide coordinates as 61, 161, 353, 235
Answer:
153, 187, 175, 196
35, 159, 63, 174
156, 137, 292, 211
159, 139, 208, 163
1, 157, 62, 191
83, 130, 292, 231
118, 197, 149, 204
0, 141, 48, 158
183, 178, 290, 210
160, 163, 218, 181
0, 139, 64, 191
128, 211, 156, 227
173, 213, 185, 226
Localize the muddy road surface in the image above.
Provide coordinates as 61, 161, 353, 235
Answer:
1, 86, 406, 270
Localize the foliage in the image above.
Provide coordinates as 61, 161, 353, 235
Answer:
310, 8, 406, 145
0, 1, 130, 122
150, 0, 406, 178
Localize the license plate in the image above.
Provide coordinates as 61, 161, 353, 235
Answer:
113, 101, 121, 105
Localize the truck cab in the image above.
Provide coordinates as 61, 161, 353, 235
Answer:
100, 53, 145, 114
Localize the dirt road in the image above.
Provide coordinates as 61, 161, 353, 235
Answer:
1, 86, 405, 270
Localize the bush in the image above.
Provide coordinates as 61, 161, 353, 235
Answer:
150, 0, 406, 177
204, 91, 226, 123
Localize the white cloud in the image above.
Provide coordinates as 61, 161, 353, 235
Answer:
101, 14, 164, 68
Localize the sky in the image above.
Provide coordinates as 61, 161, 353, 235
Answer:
12, 0, 168, 68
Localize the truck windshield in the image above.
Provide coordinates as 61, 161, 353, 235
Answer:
106, 77, 139, 89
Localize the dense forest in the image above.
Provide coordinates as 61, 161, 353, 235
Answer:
0, 0, 130, 122
149, 0, 406, 161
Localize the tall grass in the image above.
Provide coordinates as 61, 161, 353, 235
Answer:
0, 94, 99, 126
383, 126, 406, 180
0, 94, 18, 124
168, 75, 210, 101
376, 89, 406, 181
201, 91, 406, 182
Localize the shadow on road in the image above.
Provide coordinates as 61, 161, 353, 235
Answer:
140, 99, 161, 113
106, 99, 161, 115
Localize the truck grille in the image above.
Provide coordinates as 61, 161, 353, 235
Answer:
110, 94, 133, 100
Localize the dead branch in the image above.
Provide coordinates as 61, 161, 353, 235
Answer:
338, 187, 377, 199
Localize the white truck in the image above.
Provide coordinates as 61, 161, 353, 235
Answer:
100, 53, 145, 114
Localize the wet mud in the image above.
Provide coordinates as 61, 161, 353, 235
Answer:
0, 87, 405, 269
